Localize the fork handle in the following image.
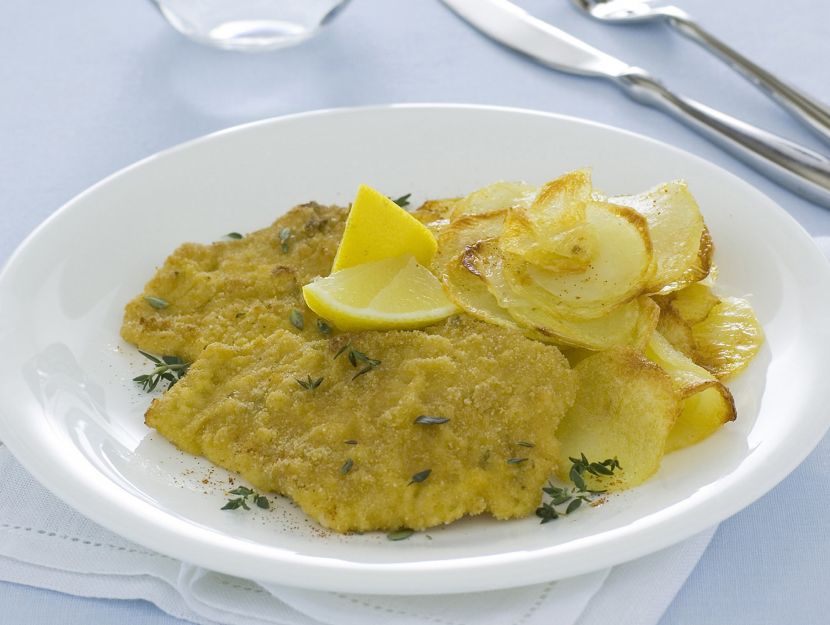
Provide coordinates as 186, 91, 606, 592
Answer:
661, 9, 830, 145
614, 69, 830, 207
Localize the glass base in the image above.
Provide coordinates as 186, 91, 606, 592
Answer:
159, 6, 316, 51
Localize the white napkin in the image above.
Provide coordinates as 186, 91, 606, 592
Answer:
0, 444, 714, 625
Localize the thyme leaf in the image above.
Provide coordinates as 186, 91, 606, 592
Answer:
290, 308, 304, 330
279, 227, 292, 253
296, 374, 323, 390
341, 458, 354, 475
387, 529, 415, 541
334, 343, 381, 379
409, 469, 431, 485
316, 318, 332, 335
144, 295, 169, 309
391, 193, 412, 208
414, 415, 450, 425
225, 232, 243, 240
506, 457, 528, 465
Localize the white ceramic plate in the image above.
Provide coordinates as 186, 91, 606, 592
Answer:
1, 105, 829, 595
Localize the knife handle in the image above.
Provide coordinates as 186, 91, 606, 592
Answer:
615, 69, 830, 208
662, 9, 830, 145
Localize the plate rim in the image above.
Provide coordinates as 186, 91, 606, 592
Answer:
1, 103, 829, 594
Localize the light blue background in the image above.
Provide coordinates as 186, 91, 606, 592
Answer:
1, 0, 828, 623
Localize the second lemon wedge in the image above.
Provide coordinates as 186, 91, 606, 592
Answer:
331, 185, 438, 271
303, 255, 458, 330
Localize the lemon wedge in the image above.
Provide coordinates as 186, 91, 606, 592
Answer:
331, 185, 438, 271
303, 255, 458, 330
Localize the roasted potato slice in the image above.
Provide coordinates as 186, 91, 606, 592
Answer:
466, 240, 659, 350
449, 181, 536, 221
508, 200, 653, 319
555, 348, 680, 491
655, 285, 763, 379
654, 282, 720, 325
608, 181, 709, 293
441, 248, 521, 330
646, 332, 736, 452
499, 170, 596, 272
692, 296, 764, 379
413, 198, 459, 235
435, 210, 507, 271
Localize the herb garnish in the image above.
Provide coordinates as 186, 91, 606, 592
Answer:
132, 351, 190, 392
221, 486, 270, 511
225, 232, 243, 240
535, 455, 621, 523
516, 441, 535, 448
344, 439, 358, 445
507, 457, 528, 465
144, 295, 169, 309
341, 458, 354, 475
290, 308, 304, 330
409, 469, 431, 485
387, 529, 414, 541
279, 227, 292, 253
391, 193, 412, 208
296, 374, 323, 390
316, 318, 332, 335
334, 343, 381, 379
414, 415, 450, 425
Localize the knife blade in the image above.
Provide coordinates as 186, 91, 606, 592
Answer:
441, 0, 629, 79
440, 0, 830, 208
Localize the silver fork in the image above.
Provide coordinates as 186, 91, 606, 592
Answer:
571, 0, 830, 145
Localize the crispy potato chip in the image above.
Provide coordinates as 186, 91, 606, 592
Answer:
435, 211, 518, 329
555, 348, 680, 491
608, 181, 708, 293
656, 307, 696, 358
463, 240, 659, 350
499, 170, 595, 272
435, 210, 507, 272
413, 198, 458, 235
449, 181, 536, 221
655, 285, 763, 379
441, 250, 521, 330
646, 332, 736, 452
692, 296, 764, 379
510, 200, 653, 319
654, 282, 720, 325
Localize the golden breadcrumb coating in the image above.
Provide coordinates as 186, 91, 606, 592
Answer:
145, 316, 576, 532
121, 202, 347, 362
125, 201, 577, 531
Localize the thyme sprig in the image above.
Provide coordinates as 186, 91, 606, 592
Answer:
132, 351, 190, 392
221, 486, 269, 511
296, 374, 323, 390
334, 343, 381, 379
535, 455, 621, 524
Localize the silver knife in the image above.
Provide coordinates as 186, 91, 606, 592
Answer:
440, 0, 830, 208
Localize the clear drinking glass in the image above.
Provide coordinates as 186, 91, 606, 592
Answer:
153, 0, 351, 51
